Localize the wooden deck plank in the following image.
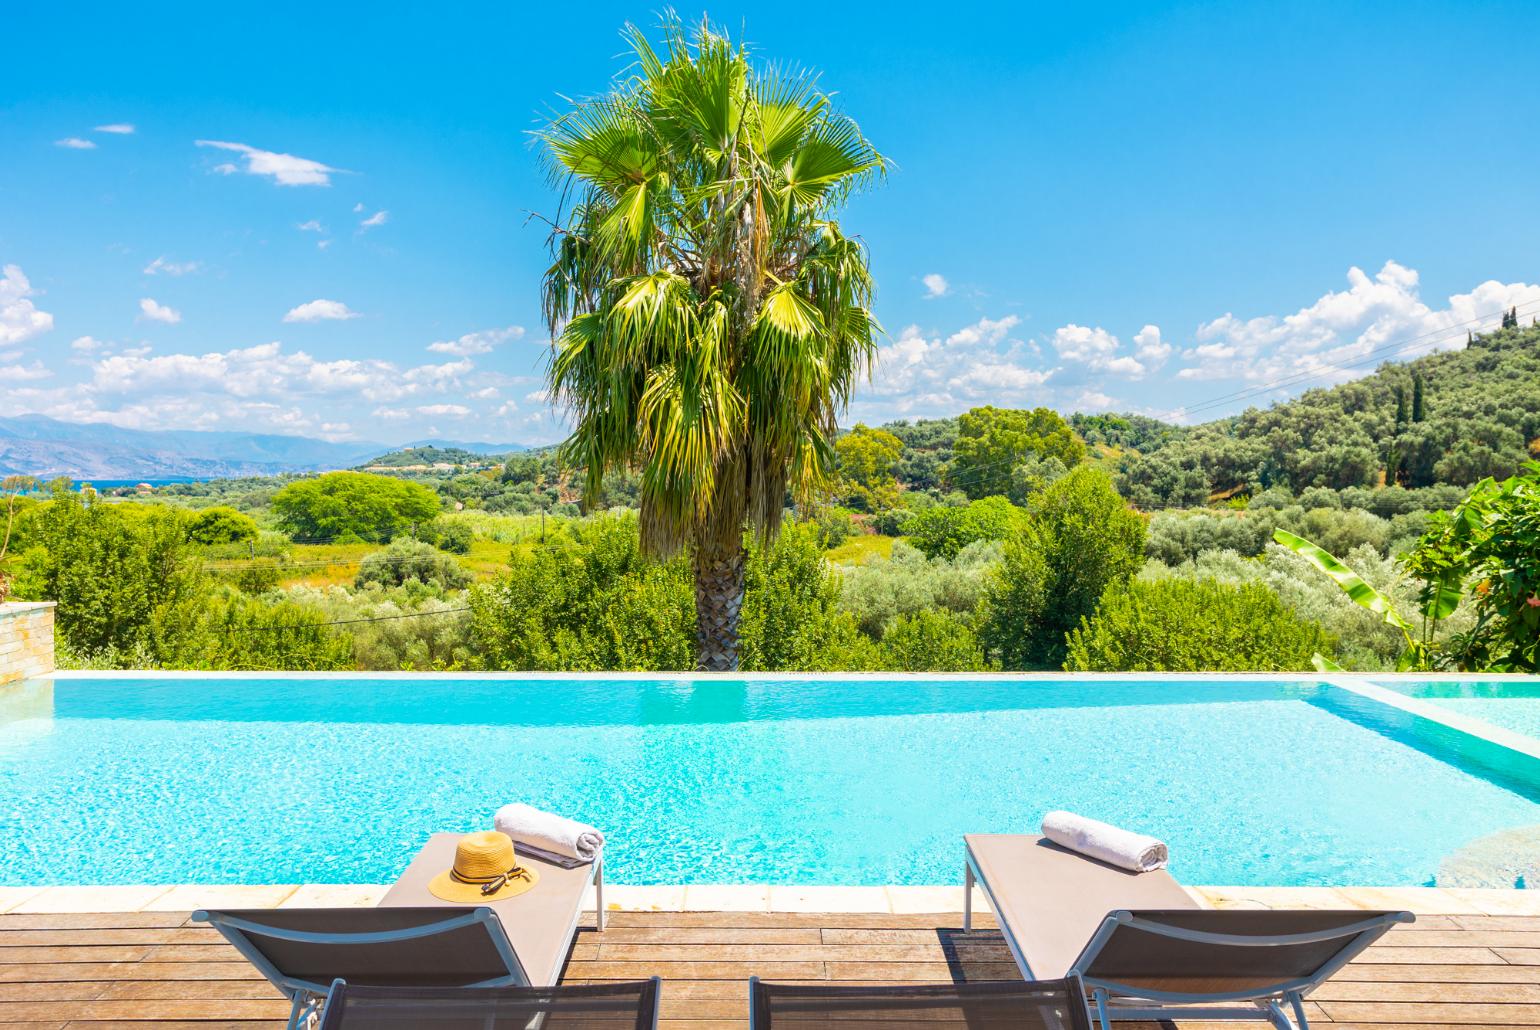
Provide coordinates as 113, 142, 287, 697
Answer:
0, 911, 1533, 1026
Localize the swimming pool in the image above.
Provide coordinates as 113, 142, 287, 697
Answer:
1389, 679, 1540, 741
3, 673, 1539, 888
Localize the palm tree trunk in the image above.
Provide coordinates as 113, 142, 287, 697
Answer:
693, 540, 745, 671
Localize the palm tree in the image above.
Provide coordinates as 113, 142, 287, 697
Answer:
539, 17, 885, 670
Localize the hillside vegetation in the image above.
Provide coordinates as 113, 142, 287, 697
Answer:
4, 324, 1536, 675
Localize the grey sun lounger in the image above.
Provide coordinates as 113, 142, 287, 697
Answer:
380, 830, 606, 986
749, 977, 1091, 1029
318, 977, 662, 1029
964, 834, 1413, 1029
194, 906, 532, 1029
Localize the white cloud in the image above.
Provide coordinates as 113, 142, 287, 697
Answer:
427, 325, 524, 356
143, 256, 200, 276
0, 362, 52, 382
94, 123, 135, 134
283, 299, 359, 323
87, 342, 476, 407
0, 264, 55, 344
138, 297, 181, 324
317, 239, 333, 251
496, 401, 519, 417
70, 335, 103, 353
359, 209, 388, 231
1133, 325, 1171, 366
55, 137, 96, 150
297, 220, 325, 233
1050, 323, 1149, 378
1051, 324, 1119, 363
416, 403, 470, 417
921, 273, 949, 298
212, 162, 239, 175
353, 202, 365, 213
1172, 260, 1540, 387
194, 140, 342, 186
862, 314, 1059, 418
372, 407, 412, 420
468, 386, 499, 400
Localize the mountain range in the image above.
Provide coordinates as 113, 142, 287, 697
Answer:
0, 415, 526, 480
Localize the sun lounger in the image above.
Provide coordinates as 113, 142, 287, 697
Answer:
318, 977, 661, 1029
380, 830, 605, 986
964, 834, 1412, 1028
749, 976, 1090, 1029
193, 906, 529, 1029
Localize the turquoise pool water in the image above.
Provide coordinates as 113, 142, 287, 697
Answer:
1391, 679, 1540, 740
3, 675, 1540, 888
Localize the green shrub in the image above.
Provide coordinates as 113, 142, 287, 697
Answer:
904, 495, 1022, 560
839, 539, 1000, 638
272, 472, 441, 543
186, 506, 259, 545
432, 519, 474, 554
981, 466, 1146, 669
949, 406, 1085, 500
811, 507, 859, 550
740, 523, 881, 671
468, 512, 695, 671
876, 609, 991, 671
355, 539, 471, 591
1064, 578, 1335, 672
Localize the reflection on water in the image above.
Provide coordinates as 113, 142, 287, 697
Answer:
43, 676, 1326, 728
0, 678, 55, 751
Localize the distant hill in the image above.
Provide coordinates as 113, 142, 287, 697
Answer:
867, 322, 1540, 510
398, 437, 527, 454
0, 415, 535, 480
1114, 322, 1540, 507
361, 445, 513, 469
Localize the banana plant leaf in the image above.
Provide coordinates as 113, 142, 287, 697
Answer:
1273, 528, 1415, 633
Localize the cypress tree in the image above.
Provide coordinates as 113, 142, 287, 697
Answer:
1393, 384, 1408, 428
1411, 371, 1426, 423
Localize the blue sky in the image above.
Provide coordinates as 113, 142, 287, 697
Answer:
2, 1, 1538, 446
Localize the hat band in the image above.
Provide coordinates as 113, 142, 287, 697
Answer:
450, 863, 525, 895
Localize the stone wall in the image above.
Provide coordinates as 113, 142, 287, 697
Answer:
0, 601, 56, 685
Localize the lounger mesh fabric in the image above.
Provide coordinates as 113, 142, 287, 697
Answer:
750, 978, 1091, 1029
1081, 910, 1398, 995
202, 907, 519, 989
318, 980, 660, 1029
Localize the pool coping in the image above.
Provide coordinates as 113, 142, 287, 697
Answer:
3, 882, 1538, 916
45, 670, 1540, 682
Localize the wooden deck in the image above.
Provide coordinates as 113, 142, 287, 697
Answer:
3, 908, 1540, 1027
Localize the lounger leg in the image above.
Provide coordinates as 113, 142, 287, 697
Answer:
285, 994, 305, 1030
963, 862, 974, 932
1263, 1000, 1298, 1030
595, 862, 606, 932
1092, 988, 1113, 1030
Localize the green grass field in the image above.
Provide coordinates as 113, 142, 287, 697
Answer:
825, 533, 896, 565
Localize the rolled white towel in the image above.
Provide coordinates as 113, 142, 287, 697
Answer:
494, 803, 605, 868
1041, 810, 1168, 873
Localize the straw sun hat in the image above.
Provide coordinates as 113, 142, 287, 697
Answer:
428, 831, 539, 903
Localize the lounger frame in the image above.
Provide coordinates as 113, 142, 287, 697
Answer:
747, 975, 1092, 1030
193, 907, 525, 1029
318, 975, 662, 1029
1075, 909, 1411, 1029
966, 852, 1411, 1030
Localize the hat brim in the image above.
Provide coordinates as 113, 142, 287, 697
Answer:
427, 864, 540, 904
